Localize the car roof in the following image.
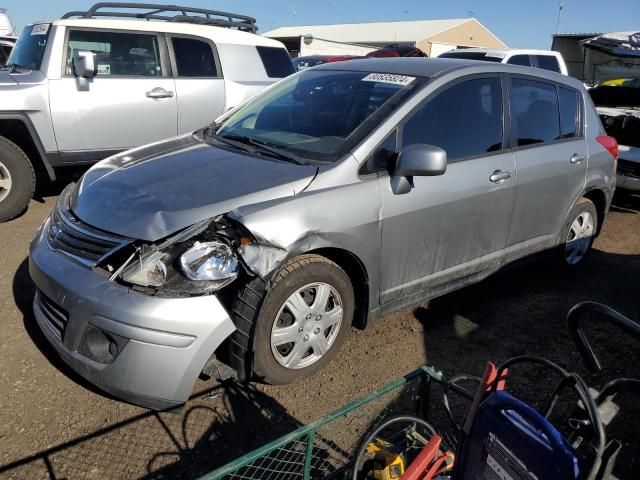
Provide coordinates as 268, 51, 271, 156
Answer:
36, 19, 284, 48
313, 57, 472, 77
445, 48, 560, 56
312, 57, 584, 89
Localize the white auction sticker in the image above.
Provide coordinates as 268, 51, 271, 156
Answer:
31, 23, 50, 35
362, 73, 415, 86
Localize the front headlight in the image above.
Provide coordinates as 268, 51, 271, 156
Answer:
116, 217, 246, 294
180, 241, 239, 286
121, 250, 169, 287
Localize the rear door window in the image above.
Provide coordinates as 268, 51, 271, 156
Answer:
507, 54, 532, 67
66, 30, 162, 76
401, 77, 504, 161
256, 46, 294, 78
171, 37, 218, 77
510, 78, 560, 146
558, 87, 579, 138
534, 55, 561, 73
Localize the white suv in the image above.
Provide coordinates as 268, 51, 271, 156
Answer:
0, 3, 293, 221
438, 48, 568, 75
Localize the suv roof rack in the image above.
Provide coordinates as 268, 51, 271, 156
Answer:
61, 2, 258, 33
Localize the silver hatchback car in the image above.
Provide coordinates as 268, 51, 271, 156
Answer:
30, 58, 617, 409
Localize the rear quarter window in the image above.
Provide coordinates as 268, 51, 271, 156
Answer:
558, 87, 580, 138
256, 46, 294, 78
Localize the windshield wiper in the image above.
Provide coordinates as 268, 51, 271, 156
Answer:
218, 133, 305, 165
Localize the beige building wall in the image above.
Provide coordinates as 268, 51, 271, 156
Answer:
417, 19, 507, 56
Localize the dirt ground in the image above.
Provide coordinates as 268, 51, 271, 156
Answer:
0, 175, 639, 479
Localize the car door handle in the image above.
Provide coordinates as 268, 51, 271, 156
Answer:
570, 154, 585, 164
489, 170, 511, 183
146, 87, 174, 99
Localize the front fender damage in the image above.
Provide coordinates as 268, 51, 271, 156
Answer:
237, 242, 288, 278
228, 209, 317, 280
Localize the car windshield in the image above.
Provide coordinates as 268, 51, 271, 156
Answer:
214, 69, 424, 163
7, 24, 50, 71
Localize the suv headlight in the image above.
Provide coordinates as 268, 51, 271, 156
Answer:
180, 241, 238, 285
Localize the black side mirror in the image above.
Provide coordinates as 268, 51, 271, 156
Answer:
391, 144, 447, 194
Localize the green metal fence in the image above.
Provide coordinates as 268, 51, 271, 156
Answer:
197, 366, 445, 480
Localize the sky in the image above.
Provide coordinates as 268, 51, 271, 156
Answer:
2, 0, 639, 49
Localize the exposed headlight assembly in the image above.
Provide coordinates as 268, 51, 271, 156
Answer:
117, 218, 245, 295
121, 250, 169, 287
180, 241, 238, 286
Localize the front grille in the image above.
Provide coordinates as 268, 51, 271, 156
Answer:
35, 290, 69, 342
47, 201, 130, 267
618, 159, 640, 178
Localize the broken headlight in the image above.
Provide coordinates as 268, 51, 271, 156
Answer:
121, 250, 169, 287
180, 240, 238, 286
116, 217, 246, 295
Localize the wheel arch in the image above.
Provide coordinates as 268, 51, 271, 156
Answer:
582, 188, 607, 236
306, 247, 370, 330
0, 114, 56, 182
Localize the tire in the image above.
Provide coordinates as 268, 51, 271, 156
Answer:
558, 197, 598, 267
0, 136, 36, 222
230, 254, 354, 384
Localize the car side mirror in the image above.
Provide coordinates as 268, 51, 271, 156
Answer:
73, 50, 97, 78
391, 144, 447, 194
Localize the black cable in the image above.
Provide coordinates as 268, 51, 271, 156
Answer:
351, 415, 436, 480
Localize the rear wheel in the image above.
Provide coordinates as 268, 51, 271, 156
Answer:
0, 136, 36, 222
559, 197, 598, 266
231, 254, 354, 384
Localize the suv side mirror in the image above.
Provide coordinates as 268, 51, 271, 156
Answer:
391, 144, 447, 194
73, 50, 97, 78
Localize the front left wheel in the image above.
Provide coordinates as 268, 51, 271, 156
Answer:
231, 254, 354, 384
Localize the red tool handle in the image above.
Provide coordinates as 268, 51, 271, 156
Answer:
400, 434, 442, 480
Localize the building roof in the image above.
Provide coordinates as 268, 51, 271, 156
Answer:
553, 33, 601, 38
263, 18, 471, 44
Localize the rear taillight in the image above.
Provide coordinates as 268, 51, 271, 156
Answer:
596, 135, 618, 160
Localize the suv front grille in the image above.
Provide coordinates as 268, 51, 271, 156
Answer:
47, 195, 130, 267
618, 159, 640, 178
35, 290, 69, 342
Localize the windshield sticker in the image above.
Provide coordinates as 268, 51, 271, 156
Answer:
362, 73, 415, 86
31, 23, 50, 36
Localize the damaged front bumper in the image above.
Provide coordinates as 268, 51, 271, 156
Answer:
29, 216, 236, 410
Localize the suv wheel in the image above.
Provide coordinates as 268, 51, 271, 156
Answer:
560, 197, 598, 266
0, 136, 36, 222
231, 254, 354, 384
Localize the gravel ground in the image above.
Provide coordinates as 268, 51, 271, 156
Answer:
0, 178, 639, 480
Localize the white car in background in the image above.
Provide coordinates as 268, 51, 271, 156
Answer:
0, 3, 293, 222
438, 48, 568, 75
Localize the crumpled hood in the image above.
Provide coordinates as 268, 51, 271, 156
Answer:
71, 134, 318, 241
